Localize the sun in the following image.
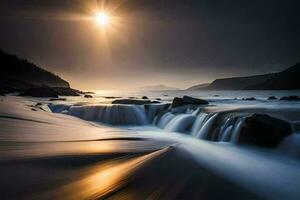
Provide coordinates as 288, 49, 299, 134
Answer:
95, 12, 110, 26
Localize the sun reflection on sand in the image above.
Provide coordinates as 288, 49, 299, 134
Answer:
44, 148, 169, 199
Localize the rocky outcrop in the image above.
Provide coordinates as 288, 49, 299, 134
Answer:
20, 86, 80, 97
84, 94, 93, 98
268, 96, 277, 100
237, 114, 292, 148
0, 50, 70, 94
280, 96, 300, 101
20, 87, 59, 98
172, 96, 209, 108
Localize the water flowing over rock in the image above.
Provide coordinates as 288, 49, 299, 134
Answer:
164, 114, 196, 133
50, 104, 148, 125
278, 134, 300, 158
49, 100, 295, 149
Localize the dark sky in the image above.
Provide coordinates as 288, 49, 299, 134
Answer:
1, 0, 300, 89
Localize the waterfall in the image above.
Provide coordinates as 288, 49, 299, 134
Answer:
50, 104, 148, 125
49, 102, 294, 148
48, 104, 71, 113
156, 112, 176, 129
230, 117, 246, 143
278, 133, 300, 158
49, 103, 247, 143
164, 114, 196, 133
191, 112, 209, 136
196, 113, 219, 139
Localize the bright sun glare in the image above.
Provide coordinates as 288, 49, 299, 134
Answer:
95, 12, 110, 26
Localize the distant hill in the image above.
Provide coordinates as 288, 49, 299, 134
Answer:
0, 50, 70, 93
205, 74, 273, 90
245, 62, 300, 90
188, 62, 300, 90
139, 84, 179, 91
186, 83, 210, 90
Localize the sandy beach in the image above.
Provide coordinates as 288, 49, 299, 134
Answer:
1, 96, 300, 199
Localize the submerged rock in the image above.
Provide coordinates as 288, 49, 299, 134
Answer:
238, 114, 292, 148
268, 96, 277, 100
112, 99, 158, 105
84, 94, 93, 98
242, 97, 256, 101
172, 96, 209, 108
280, 96, 300, 101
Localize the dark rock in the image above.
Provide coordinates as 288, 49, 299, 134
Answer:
104, 96, 121, 99
84, 94, 93, 98
172, 97, 187, 108
183, 96, 209, 104
280, 96, 300, 101
142, 96, 148, 99
238, 114, 292, 148
242, 97, 256, 100
31, 108, 37, 111
112, 99, 156, 105
52, 87, 80, 96
268, 96, 277, 100
20, 87, 58, 98
19, 86, 80, 97
171, 96, 209, 108
49, 98, 66, 101
156, 98, 162, 100
151, 101, 161, 103
80, 91, 95, 94
35, 103, 42, 106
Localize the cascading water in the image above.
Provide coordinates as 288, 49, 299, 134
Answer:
191, 112, 209, 136
49, 102, 295, 150
49, 103, 251, 143
49, 104, 148, 125
196, 113, 219, 139
164, 114, 196, 133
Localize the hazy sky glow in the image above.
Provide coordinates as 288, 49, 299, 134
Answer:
1, 0, 300, 89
